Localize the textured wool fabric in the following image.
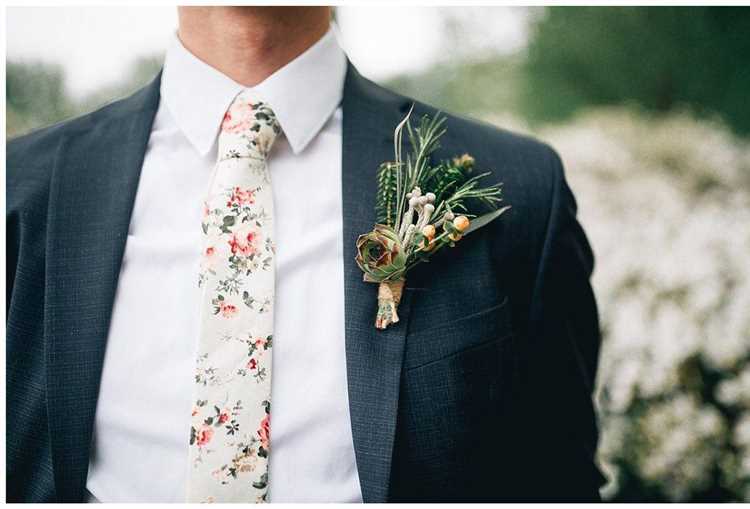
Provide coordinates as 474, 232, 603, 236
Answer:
7, 63, 605, 502
186, 92, 280, 502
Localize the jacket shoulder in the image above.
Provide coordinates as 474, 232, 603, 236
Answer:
8, 116, 84, 182
397, 93, 565, 211
347, 66, 561, 180
7, 108, 98, 217
363, 79, 569, 257
7, 76, 161, 214
446, 112, 560, 171
354, 72, 564, 193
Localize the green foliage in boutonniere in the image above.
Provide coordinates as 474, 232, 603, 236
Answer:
356, 106, 511, 329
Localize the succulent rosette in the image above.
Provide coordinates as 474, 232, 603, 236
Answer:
355, 224, 406, 283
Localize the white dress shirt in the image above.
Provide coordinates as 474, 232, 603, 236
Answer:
85, 27, 363, 502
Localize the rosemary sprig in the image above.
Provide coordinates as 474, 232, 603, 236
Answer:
431, 171, 503, 221
406, 114, 446, 192
380, 107, 507, 266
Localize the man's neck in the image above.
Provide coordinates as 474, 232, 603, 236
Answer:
177, 6, 331, 87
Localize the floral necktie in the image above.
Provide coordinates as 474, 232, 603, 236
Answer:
188, 91, 280, 503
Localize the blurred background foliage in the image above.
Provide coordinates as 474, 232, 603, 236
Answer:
522, 7, 750, 132
6, 61, 75, 138
7, 56, 163, 138
5, 5, 750, 502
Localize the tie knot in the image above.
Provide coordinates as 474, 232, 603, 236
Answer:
218, 91, 281, 161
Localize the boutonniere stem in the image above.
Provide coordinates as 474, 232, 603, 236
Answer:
355, 106, 511, 329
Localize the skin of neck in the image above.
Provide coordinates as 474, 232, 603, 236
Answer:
177, 6, 332, 87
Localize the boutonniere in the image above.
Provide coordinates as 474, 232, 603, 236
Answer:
355, 107, 511, 329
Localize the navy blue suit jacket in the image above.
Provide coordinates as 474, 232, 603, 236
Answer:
6, 64, 605, 502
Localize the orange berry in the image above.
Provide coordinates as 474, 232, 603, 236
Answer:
421, 224, 436, 239
453, 216, 470, 232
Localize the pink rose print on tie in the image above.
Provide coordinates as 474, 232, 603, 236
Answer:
218, 301, 238, 318
210, 296, 240, 318
252, 336, 270, 357
200, 246, 216, 271
221, 98, 255, 133
218, 409, 230, 424
247, 358, 258, 370
228, 224, 261, 257
257, 415, 270, 452
198, 245, 219, 289
196, 426, 214, 447
203, 246, 217, 267
227, 187, 256, 208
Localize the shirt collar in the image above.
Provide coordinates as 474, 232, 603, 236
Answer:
161, 25, 347, 156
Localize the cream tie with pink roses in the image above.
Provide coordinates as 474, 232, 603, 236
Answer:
188, 91, 280, 503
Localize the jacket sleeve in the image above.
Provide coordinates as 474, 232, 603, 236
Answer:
519, 147, 606, 500
5, 135, 58, 502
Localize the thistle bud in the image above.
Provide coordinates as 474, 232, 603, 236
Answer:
453, 153, 475, 169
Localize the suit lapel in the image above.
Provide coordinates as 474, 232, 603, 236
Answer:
45, 75, 161, 501
341, 64, 413, 502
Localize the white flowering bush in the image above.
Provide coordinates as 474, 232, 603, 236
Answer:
489, 108, 750, 501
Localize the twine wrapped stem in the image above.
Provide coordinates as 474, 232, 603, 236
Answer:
375, 279, 405, 330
